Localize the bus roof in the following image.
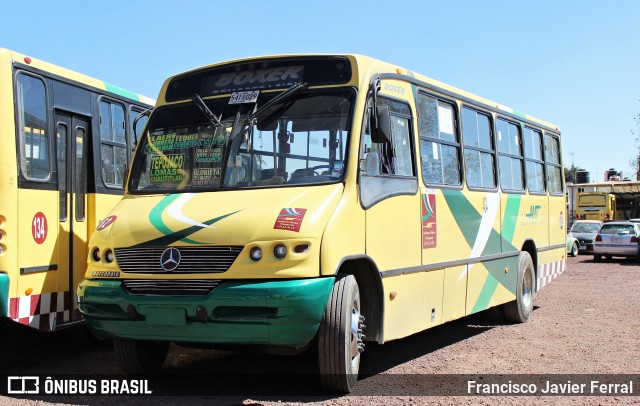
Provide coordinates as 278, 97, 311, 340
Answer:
159, 53, 559, 132
0, 48, 155, 106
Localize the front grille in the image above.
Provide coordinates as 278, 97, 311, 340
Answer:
115, 246, 243, 274
122, 279, 221, 296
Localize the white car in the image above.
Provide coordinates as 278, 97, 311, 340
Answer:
593, 221, 640, 261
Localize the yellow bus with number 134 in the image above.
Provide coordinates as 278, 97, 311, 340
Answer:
0, 49, 153, 333
78, 54, 566, 393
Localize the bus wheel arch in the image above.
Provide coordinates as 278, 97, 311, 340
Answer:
521, 239, 538, 291
333, 256, 384, 344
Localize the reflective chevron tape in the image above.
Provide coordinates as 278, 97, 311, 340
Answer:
537, 260, 566, 291
8, 291, 81, 332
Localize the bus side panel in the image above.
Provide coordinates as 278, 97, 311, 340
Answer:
548, 194, 566, 247
15, 189, 60, 330
319, 184, 365, 276
0, 54, 18, 318
465, 257, 518, 315
365, 194, 421, 272
441, 265, 467, 323
382, 269, 444, 341
515, 193, 549, 249
536, 248, 565, 292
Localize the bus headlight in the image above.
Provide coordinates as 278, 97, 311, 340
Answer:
249, 246, 263, 261
273, 244, 287, 259
91, 247, 101, 262
104, 249, 115, 263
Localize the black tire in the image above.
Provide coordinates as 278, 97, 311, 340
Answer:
318, 274, 364, 393
114, 338, 169, 374
504, 251, 535, 323
570, 242, 579, 257
594, 254, 602, 262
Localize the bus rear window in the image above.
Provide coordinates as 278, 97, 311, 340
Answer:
579, 195, 606, 207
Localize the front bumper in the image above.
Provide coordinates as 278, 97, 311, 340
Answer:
77, 277, 334, 348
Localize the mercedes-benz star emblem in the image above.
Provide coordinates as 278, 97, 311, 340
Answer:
160, 247, 181, 271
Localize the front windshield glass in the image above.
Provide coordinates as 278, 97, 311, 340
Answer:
570, 222, 601, 233
129, 88, 354, 193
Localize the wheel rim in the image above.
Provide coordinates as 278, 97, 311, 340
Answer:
349, 299, 363, 370
522, 266, 533, 308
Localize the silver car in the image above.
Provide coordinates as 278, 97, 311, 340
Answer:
593, 221, 640, 261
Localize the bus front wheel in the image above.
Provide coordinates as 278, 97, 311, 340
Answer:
504, 251, 535, 323
318, 274, 364, 393
114, 338, 169, 374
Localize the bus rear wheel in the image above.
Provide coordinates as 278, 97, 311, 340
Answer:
318, 274, 365, 393
114, 338, 169, 374
504, 251, 535, 323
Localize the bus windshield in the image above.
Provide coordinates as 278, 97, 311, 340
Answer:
129, 88, 354, 193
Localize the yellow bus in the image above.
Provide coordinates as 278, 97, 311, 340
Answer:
0, 49, 153, 333
78, 54, 566, 392
576, 192, 616, 221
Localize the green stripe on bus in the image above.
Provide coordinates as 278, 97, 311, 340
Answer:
149, 194, 208, 245
471, 273, 499, 313
105, 83, 141, 102
501, 194, 521, 244
442, 189, 479, 248
136, 210, 242, 248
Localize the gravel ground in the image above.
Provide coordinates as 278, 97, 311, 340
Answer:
1, 255, 639, 405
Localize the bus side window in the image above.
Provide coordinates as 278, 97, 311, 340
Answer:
416, 93, 461, 186
16, 74, 51, 182
497, 118, 524, 191
99, 100, 127, 188
544, 133, 563, 194
462, 107, 496, 189
523, 127, 546, 193
362, 97, 414, 177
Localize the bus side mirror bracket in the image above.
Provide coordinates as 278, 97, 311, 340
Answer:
370, 104, 391, 144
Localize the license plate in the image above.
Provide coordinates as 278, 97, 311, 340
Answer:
144, 307, 186, 326
229, 90, 260, 104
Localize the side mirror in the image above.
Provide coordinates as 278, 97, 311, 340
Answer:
370, 104, 391, 143
364, 152, 380, 176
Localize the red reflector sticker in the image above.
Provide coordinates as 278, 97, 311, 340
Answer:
274, 208, 307, 232
97, 215, 117, 231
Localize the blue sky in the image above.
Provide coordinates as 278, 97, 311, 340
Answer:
3, 0, 639, 181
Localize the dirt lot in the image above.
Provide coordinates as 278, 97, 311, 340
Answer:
1, 255, 639, 405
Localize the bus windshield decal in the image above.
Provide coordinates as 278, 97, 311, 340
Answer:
144, 131, 225, 154
130, 88, 354, 193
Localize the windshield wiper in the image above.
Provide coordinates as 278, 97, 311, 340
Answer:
192, 94, 222, 127
243, 82, 308, 124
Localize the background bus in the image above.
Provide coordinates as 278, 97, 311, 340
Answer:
0, 49, 153, 332
78, 54, 565, 392
576, 192, 616, 221
571, 182, 640, 222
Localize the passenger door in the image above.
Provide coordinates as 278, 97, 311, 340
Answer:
55, 112, 89, 324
